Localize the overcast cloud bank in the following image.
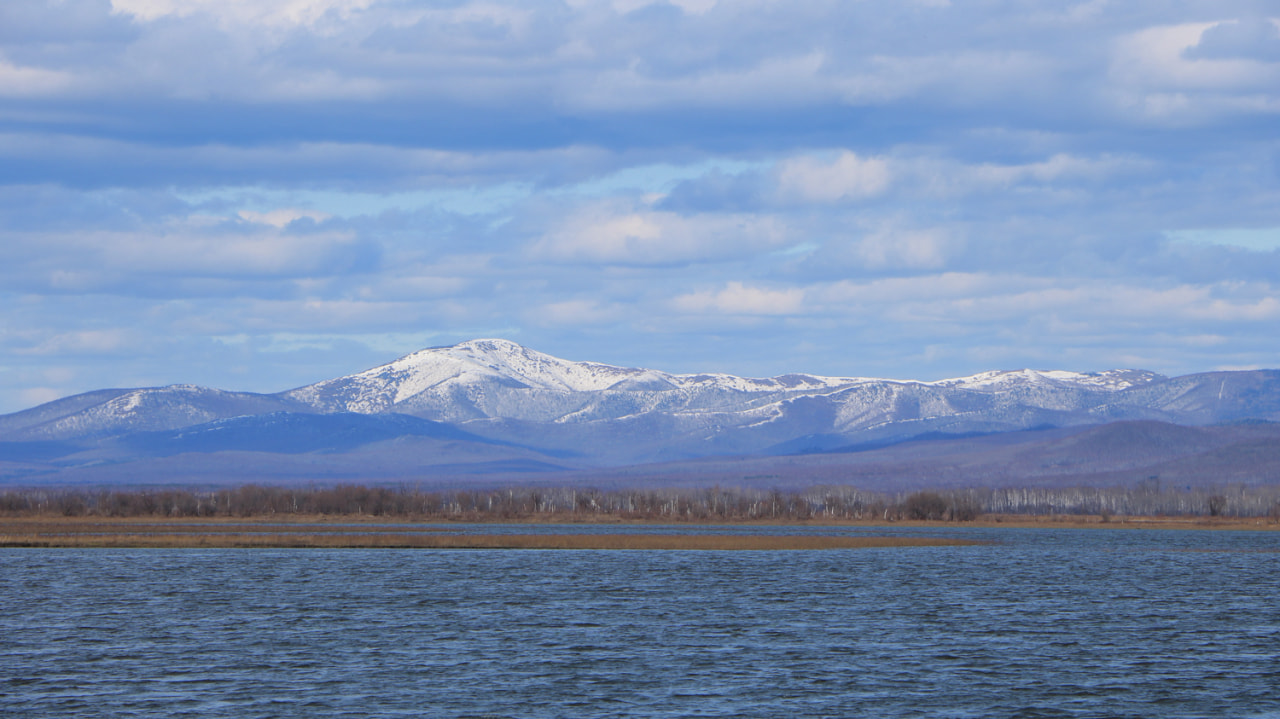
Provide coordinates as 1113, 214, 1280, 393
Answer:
1, 0, 1278, 412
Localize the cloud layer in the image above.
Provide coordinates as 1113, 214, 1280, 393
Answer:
1, 0, 1278, 411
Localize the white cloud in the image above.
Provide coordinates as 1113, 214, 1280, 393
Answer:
530, 204, 787, 265
832, 51, 1055, 106
1113, 22, 1278, 90
610, 0, 718, 15
673, 281, 804, 316
668, 0, 717, 14
1109, 20, 1280, 121
5, 223, 370, 284
0, 133, 616, 194
0, 58, 73, 97
239, 208, 332, 228
816, 273, 1027, 310
800, 219, 958, 272
1060, 0, 1108, 24
776, 151, 891, 203
1181, 334, 1227, 347
966, 154, 1138, 186
1166, 228, 1280, 251
19, 329, 136, 357
212, 331, 450, 354
814, 275, 1280, 326
1192, 294, 1280, 321
565, 52, 831, 111
354, 275, 469, 301
853, 227, 950, 270
887, 152, 1153, 200
110, 0, 375, 29
113, 232, 363, 277
237, 298, 438, 331
19, 387, 65, 407
528, 299, 622, 326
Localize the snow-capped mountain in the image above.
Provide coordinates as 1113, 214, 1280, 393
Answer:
0, 385, 303, 441
2, 339, 1278, 469
283, 338, 1161, 427
285, 338, 864, 422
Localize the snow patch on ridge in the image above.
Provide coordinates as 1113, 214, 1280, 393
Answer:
928, 369, 1160, 392
282, 339, 1168, 428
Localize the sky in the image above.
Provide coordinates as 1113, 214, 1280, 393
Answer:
1, 0, 1279, 413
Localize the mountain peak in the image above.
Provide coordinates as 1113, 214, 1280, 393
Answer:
932, 368, 1162, 392
286, 338, 653, 414
450, 338, 534, 355
396, 338, 642, 392
5, 340, 1278, 467
286, 339, 1169, 419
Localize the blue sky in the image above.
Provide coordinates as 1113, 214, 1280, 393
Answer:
2, 0, 1279, 412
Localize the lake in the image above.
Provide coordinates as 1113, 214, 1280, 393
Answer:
3, 526, 1278, 718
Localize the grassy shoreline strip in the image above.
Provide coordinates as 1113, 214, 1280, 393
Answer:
0, 525, 977, 550
0, 520, 457, 535
1, 514, 1276, 532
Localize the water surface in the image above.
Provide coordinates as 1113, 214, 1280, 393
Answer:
3, 527, 1278, 717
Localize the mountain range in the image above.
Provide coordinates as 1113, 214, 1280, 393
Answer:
2, 338, 1278, 489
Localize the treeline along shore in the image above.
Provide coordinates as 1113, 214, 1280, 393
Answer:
4, 482, 1280, 522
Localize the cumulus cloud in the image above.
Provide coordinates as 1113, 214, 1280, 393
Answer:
1185, 17, 1280, 62
0, 57, 73, 96
1109, 19, 1280, 122
238, 208, 332, 228
529, 203, 788, 265
0, 215, 377, 296
564, 52, 833, 111
17, 329, 138, 357
354, 275, 470, 301
528, 299, 623, 326
3, 1, 1280, 411
810, 274, 1280, 328
18, 387, 66, 407
605, 0, 718, 15
853, 227, 951, 270
786, 219, 959, 277
672, 282, 805, 316
1113, 22, 1276, 90
0, 132, 619, 191
775, 151, 891, 203
110, 0, 375, 29
964, 154, 1142, 186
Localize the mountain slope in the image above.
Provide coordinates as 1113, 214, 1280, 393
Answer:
278, 339, 1173, 460
0, 386, 308, 441
2, 339, 1278, 478
566, 421, 1280, 493
117, 412, 513, 456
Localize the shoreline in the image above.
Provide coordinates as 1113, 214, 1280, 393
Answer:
2, 512, 1275, 529
0, 533, 976, 551
0, 516, 976, 550
1, 513, 1275, 549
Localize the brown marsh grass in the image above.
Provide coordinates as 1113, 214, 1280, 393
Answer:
0, 517, 977, 550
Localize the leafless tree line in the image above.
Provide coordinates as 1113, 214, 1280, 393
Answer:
2, 482, 1279, 521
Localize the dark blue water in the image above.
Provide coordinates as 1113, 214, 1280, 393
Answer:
3, 527, 1279, 718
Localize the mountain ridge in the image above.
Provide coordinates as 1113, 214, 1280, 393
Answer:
2, 339, 1278, 486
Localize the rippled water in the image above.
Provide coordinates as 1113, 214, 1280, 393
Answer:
3, 527, 1279, 718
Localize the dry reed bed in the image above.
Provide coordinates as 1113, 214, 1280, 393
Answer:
0, 519, 453, 535
0, 519, 976, 550
2, 513, 1275, 531
0, 534, 973, 550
